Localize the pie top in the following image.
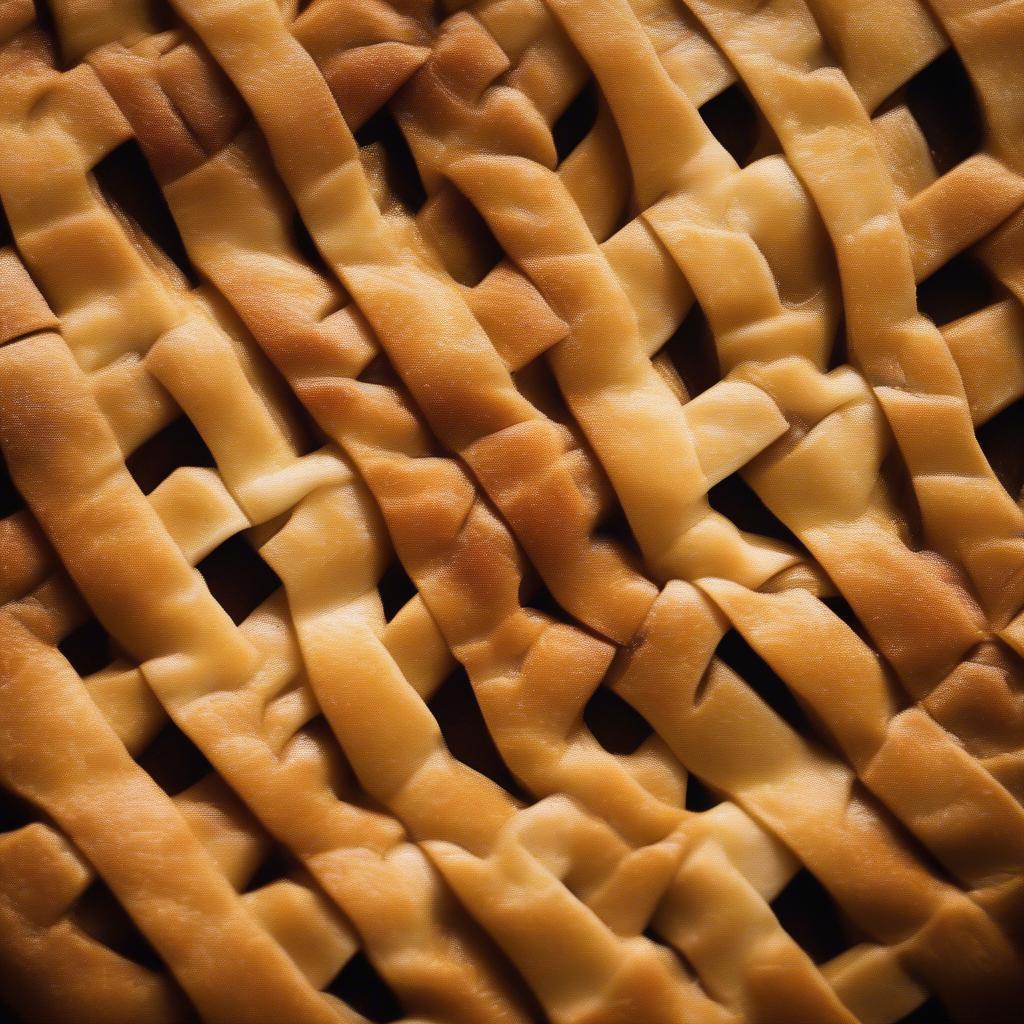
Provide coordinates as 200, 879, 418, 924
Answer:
1, 1, 1023, 1023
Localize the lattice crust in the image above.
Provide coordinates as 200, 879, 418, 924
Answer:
1, 0, 1023, 1022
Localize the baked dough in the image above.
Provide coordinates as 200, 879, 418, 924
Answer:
0, 1, 1023, 1022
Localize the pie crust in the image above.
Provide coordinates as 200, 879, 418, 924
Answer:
1, 2, 1023, 1022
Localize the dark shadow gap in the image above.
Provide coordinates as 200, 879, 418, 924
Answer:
826, 315, 848, 372
707, 473, 803, 550
770, 868, 848, 964
377, 560, 418, 621
30, 2, 59, 60
663, 305, 720, 399
593, 505, 647, 567
327, 950, 404, 1023
583, 685, 653, 755
897, 996, 953, 1024
0, 192, 12, 247
71, 878, 165, 971
0, 454, 24, 517
977, 396, 1024, 501
879, 446, 924, 551
356, 352, 398, 387
429, 669, 530, 802
684, 773, 722, 812
58, 617, 112, 678
243, 845, 297, 893
716, 628, 815, 737
642, 924, 705, 989
196, 534, 281, 625
137, 722, 213, 797
0, 787, 38, 834
282, 385, 332, 456
916, 253, 996, 327
292, 210, 335, 280
125, 416, 216, 494
520, 580, 566, 622
553, 80, 599, 163
93, 139, 199, 286
355, 107, 427, 214
821, 595, 874, 646
904, 49, 982, 175
699, 83, 759, 167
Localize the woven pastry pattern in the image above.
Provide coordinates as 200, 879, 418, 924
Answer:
1, 1, 1023, 1022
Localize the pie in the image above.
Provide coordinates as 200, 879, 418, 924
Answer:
1, 1, 1023, 1022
